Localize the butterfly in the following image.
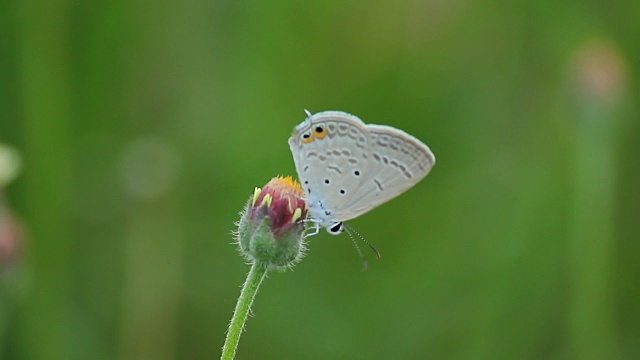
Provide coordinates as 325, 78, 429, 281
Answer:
288, 110, 435, 237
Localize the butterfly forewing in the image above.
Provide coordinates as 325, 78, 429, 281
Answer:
288, 112, 373, 224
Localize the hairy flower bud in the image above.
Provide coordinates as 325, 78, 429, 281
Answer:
235, 177, 308, 269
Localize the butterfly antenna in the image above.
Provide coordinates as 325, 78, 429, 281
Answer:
342, 225, 368, 271
343, 223, 381, 271
345, 223, 381, 259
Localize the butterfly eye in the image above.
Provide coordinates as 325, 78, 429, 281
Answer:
302, 131, 313, 143
327, 222, 343, 235
313, 125, 326, 139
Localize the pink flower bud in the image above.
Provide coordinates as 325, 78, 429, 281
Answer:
236, 177, 308, 269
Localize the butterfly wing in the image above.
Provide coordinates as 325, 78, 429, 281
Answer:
329, 123, 435, 222
288, 111, 372, 225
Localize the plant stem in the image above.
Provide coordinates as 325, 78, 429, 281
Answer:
19, 0, 73, 357
221, 262, 269, 360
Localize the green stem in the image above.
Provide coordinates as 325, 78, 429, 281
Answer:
221, 262, 269, 360
19, 0, 73, 358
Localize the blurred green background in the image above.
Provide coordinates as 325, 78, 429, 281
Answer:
1, 0, 639, 359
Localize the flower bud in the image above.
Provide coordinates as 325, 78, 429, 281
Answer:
235, 176, 308, 269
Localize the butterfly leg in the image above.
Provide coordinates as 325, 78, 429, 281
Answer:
304, 219, 321, 237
